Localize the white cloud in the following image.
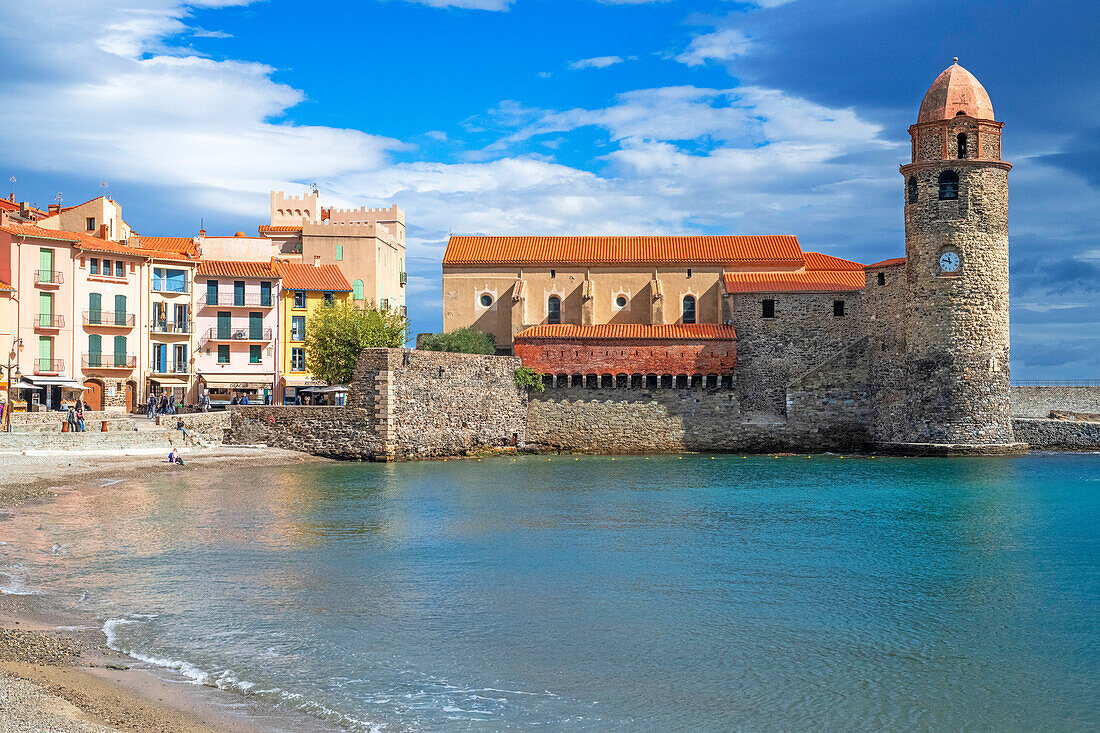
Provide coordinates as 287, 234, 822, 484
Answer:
397, 0, 513, 9
569, 56, 625, 70
676, 28, 752, 67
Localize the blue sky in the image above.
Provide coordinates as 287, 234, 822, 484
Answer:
0, 0, 1097, 377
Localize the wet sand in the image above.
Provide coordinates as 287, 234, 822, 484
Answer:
0, 447, 334, 732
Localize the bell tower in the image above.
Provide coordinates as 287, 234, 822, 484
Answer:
895, 58, 1020, 452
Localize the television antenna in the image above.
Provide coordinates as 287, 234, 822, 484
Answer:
8, 176, 14, 198
310, 181, 319, 196
99, 179, 110, 200
55, 192, 63, 207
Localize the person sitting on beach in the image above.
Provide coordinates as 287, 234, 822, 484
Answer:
168, 448, 184, 465
175, 418, 189, 439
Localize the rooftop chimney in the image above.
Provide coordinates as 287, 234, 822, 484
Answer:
7, 193, 12, 202
313, 255, 321, 268
98, 223, 109, 240
47, 203, 60, 214
198, 229, 206, 237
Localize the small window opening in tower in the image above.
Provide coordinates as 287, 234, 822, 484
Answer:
957, 133, 968, 159
761, 299, 775, 319
956, 110, 966, 116
550, 269, 556, 278
687, 268, 692, 279
938, 170, 959, 200
833, 300, 846, 317
907, 176, 918, 204
877, 272, 886, 286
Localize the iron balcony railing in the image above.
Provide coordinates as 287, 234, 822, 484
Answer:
153, 280, 191, 294
202, 327, 273, 342
150, 360, 189, 374
34, 313, 64, 329
198, 293, 274, 308
35, 269, 63, 285
83, 311, 136, 327
33, 358, 64, 374
151, 320, 193, 334
82, 353, 137, 369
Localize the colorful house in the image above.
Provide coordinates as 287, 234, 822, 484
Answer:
137, 236, 200, 404
273, 260, 352, 404
193, 260, 280, 405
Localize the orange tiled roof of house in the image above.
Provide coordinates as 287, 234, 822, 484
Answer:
0, 222, 187, 260
803, 252, 865, 271
274, 261, 352, 291
722, 270, 866, 294
515, 323, 736, 340
444, 235, 806, 267
259, 225, 303, 233
865, 257, 906, 269
196, 259, 278, 279
138, 235, 197, 257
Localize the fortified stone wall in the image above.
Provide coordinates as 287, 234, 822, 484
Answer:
785, 337, 873, 445
158, 411, 232, 444
728, 291, 864, 414
1012, 418, 1100, 451
226, 406, 379, 459
1010, 386, 1100, 418
513, 337, 737, 379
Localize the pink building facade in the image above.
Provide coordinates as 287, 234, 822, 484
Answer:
193, 260, 281, 406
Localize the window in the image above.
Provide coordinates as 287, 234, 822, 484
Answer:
877, 272, 886, 286
907, 176, 918, 204
353, 279, 364, 300
291, 348, 306, 372
615, 295, 628, 308
248, 312, 263, 340
88, 334, 102, 367
114, 261, 124, 278
86, 217, 95, 231
291, 316, 306, 341
113, 335, 127, 367
155, 268, 187, 293
957, 133, 968, 159
336, 244, 343, 261
938, 170, 959, 200
233, 281, 245, 306
217, 345, 230, 364
687, 268, 692, 279
550, 269, 556, 279
260, 281, 272, 307
682, 295, 696, 324
294, 291, 306, 309
207, 280, 218, 306
833, 300, 846, 317
102, 259, 111, 276
762, 299, 776, 318
480, 293, 493, 307
249, 345, 262, 364
89, 258, 98, 275
323, 292, 335, 306
547, 296, 561, 325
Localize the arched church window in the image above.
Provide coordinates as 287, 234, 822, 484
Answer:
682, 295, 696, 324
907, 176, 918, 204
547, 296, 561, 325
957, 133, 968, 159
938, 170, 959, 200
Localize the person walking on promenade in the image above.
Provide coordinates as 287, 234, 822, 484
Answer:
146, 393, 156, 420
168, 392, 177, 416
75, 404, 85, 432
241, 393, 249, 405
66, 406, 77, 433
158, 392, 168, 416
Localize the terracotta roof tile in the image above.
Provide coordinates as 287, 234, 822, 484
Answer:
138, 235, 197, 257
0, 280, 14, 292
515, 323, 736, 340
274, 262, 351, 291
196, 260, 278, 279
865, 257, 906, 269
723, 271, 866, 294
444, 235, 806, 267
803, 252, 865, 271
0, 223, 176, 259
259, 225, 303, 233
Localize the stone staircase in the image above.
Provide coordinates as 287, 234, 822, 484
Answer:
0, 418, 196, 454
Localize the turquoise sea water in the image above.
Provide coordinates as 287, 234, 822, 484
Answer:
2, 454, 1099, 731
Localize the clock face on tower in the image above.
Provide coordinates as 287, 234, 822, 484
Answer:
939, 251, 961, 273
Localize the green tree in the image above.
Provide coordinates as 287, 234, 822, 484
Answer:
417, 327, 496, 355
304, 301, 409, 385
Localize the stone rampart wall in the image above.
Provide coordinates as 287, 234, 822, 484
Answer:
226, 406, 380, 459
159, 411, 232, 444
1010, 386, 1100, 418
1012, 418, 1100, 451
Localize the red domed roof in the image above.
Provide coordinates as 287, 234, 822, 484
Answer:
917, 58, 995, 123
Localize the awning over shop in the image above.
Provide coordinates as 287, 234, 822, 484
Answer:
149, 377, 190, 386
26, 377, 84, 389
283, 376, 325, 388
9, 379, 36, 390
198, 374, 272, 390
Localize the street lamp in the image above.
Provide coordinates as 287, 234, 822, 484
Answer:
3, 338, 24, 432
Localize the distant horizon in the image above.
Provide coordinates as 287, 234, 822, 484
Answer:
1, 0, 1096, 377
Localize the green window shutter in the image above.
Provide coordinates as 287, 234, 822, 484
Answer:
217, 311, 231, 339
88, 334, 101, 367
38, 293, 52, 327
248, 312, 262, 340
217, 345, 229, 364
353, 279, 364, 300
260, 281, 272, 307
89, 293, 102, 325
39, 248, 53, 273
249, 345, 261, 364
336, 244, 343, 261
115, 294, 126, 325
39, 336, 52, 362
113, 336, 127, 367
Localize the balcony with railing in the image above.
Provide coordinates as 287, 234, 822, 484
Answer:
153, 280, 190, 295
83, 311, 136, 328
150, 359, 190, 374
35, 269, 63, 287
33, 358, 64, 375
82, 353, 137, 370
198, 293, 274, 308
33, 313, 65, 330
201, 327, 273, 343
399, 271, 407, 286
151, 320, 193, 335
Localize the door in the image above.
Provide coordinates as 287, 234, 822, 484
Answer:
234, 281, 245, 306
83, 380, 103, 411
174, 344, 188, 373
88, 334, 102, 368
207, 280, 218, 306
38, 336, 52, 371
175, 303, 188, 333
125, 382, 135, 413
39, 248, 53, 280
153, 344, 167, 373
249, 312, 262, 340
217, 311, 231, 339
38, 292, 52, 327
260, 281, 272, 307
115, 294, 127, 326
153, 301, 166, 331
113, 336, 127, 368
89, 293, 102, 325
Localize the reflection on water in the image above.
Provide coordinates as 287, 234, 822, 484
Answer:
2, 454, 1098, 731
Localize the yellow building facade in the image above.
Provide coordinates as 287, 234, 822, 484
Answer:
273, 261, 352, 404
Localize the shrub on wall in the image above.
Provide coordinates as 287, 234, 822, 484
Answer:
305, 301, 409, 385
514, 366, 545, 393
418, 328, 496, 355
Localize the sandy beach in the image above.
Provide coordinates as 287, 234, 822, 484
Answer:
0, 446, 332, 733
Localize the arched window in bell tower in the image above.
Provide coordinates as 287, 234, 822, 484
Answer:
907, 176, 918, 204
938, 170, 959, 200
957, 133, 968, 159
